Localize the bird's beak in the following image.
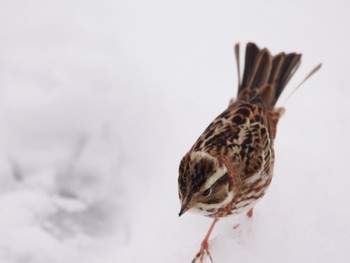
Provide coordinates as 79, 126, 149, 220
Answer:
178, 198, 191, 217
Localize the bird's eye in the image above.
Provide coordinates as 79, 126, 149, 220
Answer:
202, 188, 211, 197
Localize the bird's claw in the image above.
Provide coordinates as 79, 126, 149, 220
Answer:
191, 240, 213, 263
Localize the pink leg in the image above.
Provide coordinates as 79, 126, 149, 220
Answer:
192, 218, 219, 263
246, 208, 253, 218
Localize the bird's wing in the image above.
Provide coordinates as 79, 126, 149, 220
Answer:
192, 102, 272, 183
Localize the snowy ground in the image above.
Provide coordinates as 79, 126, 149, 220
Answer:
0, 0, 349, 262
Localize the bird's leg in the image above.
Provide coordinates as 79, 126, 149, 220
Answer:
246, 208, 253, 218
192, 218, 219, 263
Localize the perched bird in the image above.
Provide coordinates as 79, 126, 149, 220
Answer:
178, 42, 321, 263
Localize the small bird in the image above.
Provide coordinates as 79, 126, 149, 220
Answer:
178, 42, 321, 263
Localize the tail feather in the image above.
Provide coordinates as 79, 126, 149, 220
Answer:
274, 53, 301, 104
249, 50, 272, 89
240, 43, 260, 89
237, 42, 301, 109
268, 53, 286, 87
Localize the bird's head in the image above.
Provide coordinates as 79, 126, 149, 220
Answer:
178, 151, 233, 217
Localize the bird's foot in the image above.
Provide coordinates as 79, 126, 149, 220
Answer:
232, 209, 253, 232
192, 239, 213, 263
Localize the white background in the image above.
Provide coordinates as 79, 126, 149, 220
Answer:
0, 0, 349, 262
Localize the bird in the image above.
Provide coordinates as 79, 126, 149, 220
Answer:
177, 42, 321, 263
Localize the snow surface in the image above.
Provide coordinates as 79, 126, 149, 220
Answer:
0, 0, 349, 262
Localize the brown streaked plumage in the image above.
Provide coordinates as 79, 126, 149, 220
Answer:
178, 42, 321, 263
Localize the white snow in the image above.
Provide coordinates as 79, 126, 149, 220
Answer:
0, 0, 350, 262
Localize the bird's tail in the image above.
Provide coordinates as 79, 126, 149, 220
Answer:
235, 42, 301, 109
